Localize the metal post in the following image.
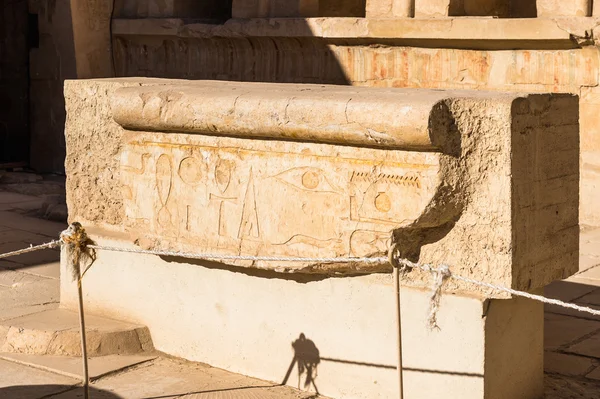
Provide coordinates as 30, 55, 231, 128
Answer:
389, 243, 405, 399
394, 265, 404, 399
77, 273, 90, 399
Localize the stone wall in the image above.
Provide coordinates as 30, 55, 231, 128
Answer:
110, 18, 600, 226
0, 0, 29, 164
28, 0, 78, 173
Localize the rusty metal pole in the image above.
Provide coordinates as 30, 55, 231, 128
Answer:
394, 266, 404, 399
389, 243, 405, 399
77, 275, 90, 399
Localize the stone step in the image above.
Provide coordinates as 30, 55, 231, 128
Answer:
0, 308, 154, 357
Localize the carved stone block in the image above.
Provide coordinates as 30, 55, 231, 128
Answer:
64, 79, 579, 295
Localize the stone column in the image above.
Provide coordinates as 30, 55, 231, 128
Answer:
62, 78, 579, 399
69, 0, 114, 78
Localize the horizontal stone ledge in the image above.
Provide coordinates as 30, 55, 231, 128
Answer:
111, 17, 590, 49
111, 81, 457, 150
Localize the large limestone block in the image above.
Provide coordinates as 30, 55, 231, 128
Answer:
61, 234, 544, 399
64, 79, 579, 295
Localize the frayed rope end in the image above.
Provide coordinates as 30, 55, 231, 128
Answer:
427, 264, 451, 330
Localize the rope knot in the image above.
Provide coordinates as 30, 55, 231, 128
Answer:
60, 222, 88, 246
60, 222, 95, 282
388, 243, 413, 274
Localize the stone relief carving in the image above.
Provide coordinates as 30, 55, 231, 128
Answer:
121, 141, 439, 258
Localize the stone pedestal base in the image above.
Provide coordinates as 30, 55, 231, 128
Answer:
61, 234, 544, 399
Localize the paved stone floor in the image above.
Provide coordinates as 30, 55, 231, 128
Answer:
0, 188, 599, 398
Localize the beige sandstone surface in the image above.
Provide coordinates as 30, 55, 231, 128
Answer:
64, 79, 579, 296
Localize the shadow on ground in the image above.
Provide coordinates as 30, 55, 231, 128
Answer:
0, 385, 122, 398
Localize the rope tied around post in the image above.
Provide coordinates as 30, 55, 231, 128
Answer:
59, 222, 95, 399
60, 222, 96, 282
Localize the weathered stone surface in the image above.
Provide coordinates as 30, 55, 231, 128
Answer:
545, 373, 600, 399
544, 351, 596, 377
112, 17, 576, 43
0, 352, 156, 380
0, 359, 78, 393
111, 82, 454, 149
64, 78, 182, 226
366, 0, 413, 17
538, 0, 591, 17
0, 308, 154, 356
111, 16, 600, 229
414, 0, 457, 17
57, 357, 324, 399
65, 79, 579, 294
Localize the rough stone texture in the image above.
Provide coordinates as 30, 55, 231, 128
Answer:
61, 235, 544, 399
537, 0, 591, 17
64, 78, 181, 226
111, 17, 576, 43
65, 79, 578, 294
545, 373, 600, 399
0, 308, 154, 356
414, 0, 460, 17
110, 17, 600, 229
366, 0, 413, 17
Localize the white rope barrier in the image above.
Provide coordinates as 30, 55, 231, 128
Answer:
398, 258, 600, 318
86, 244, 388, 264
3, 225, 600, 399
2, 230, 600, 319
0, 240, 61, 259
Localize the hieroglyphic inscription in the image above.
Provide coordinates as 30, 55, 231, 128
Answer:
121, 141, 440, 258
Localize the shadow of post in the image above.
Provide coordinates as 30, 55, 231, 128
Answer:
282, 333, 321, 394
